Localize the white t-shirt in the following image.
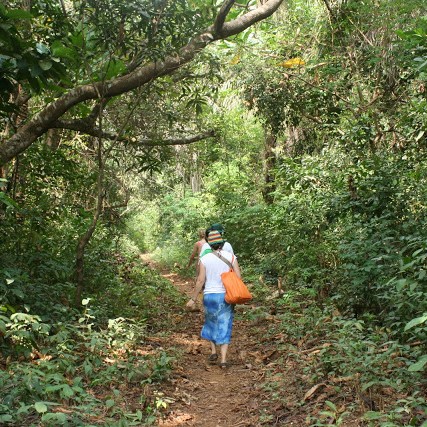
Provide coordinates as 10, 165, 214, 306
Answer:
201, 250, 236, 294
200, 241, 234, 257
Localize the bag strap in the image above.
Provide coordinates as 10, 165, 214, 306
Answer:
211, 251, 234, 269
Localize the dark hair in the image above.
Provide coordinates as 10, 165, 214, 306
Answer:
210, 242, 225, 251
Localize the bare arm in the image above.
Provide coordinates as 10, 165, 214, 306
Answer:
186, 263, 206, 307
232, 258, 242, 279
187, 242, 199, 267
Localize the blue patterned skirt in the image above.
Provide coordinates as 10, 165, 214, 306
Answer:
201, 293, 234, 345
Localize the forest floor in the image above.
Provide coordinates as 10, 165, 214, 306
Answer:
142, 259, 364, 427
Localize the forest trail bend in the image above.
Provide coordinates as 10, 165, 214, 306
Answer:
141, 257, 294, 427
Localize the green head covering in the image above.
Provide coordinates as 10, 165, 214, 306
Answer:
210, 223, 224, 234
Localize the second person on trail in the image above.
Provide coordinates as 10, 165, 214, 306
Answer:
187, 229, 206, 273
186, 230, 241, 368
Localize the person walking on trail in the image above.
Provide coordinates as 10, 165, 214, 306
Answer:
199, 223, 234, 259
186, 230, 242, 368
187, 229, 206, 271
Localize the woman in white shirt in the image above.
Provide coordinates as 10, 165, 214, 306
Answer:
186, 230, 241, 368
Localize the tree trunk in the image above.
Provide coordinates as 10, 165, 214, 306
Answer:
262, 130, 277, 204
74, 203, 102, 306
191, 152, 202, 192
74, 114, 106, 305
74, 93, 138, 305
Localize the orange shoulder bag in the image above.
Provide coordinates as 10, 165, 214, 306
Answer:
212, 252, 252, 304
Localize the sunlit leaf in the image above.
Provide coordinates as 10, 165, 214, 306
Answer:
39, 60, 53, 71
230, 55, 241, 65
36, 43, 50, 55
34, 402, 48, 413
408, 355, 427, 372
278, 57, 305, 68
404, 314, 427, 331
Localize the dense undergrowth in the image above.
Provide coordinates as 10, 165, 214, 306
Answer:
252, 287, 427, 426
0, 250, 182, 426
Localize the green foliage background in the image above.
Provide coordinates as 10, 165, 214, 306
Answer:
1, 0, 427, 425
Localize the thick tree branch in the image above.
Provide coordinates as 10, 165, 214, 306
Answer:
213, 0, 283, 40
214, 0, 236, 36
0, 0, 283, 166
52, 119, 215, 146
51, 118, 120, 140
134, 130, 216, 147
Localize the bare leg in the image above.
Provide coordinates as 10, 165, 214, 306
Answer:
210, 341, 217, 356
220, 344, 228, 364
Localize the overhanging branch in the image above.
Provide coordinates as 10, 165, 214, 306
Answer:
214, 0, 236, 36
132, 130, 216, 147
52, 119, 215, 146
0, 0, 284, 166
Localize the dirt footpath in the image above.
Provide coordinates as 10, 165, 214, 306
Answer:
156, 270, 258, 426
154, 269, 301, 427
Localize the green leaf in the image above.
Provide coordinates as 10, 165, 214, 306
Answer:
404, 314, 427, 331
34, 402, 48, 413
104, 60, 126, 79
81, 298, 90, 306
394, 278, 407, 291
325, 400, 337, 411
361, 380, 377, 391
51, 41, 77, 60
0, 191, 19, 209
409, 282, 418, 292
62, 385, 74, 398
70, 32, 84, 48
16, 404, 32, 415
6, 9, 32, 19
354, 322, 364, 331
41, 412, 67, 422
408, 355, 427, 372
106, 399, 115, 408
45, 385, 63, 393
38, 60, 53, 71
11, 288, 24, 299
36, 43, 50, 55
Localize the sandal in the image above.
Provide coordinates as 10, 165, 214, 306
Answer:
219, 362, 229, 369
208, 354, 218, 362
